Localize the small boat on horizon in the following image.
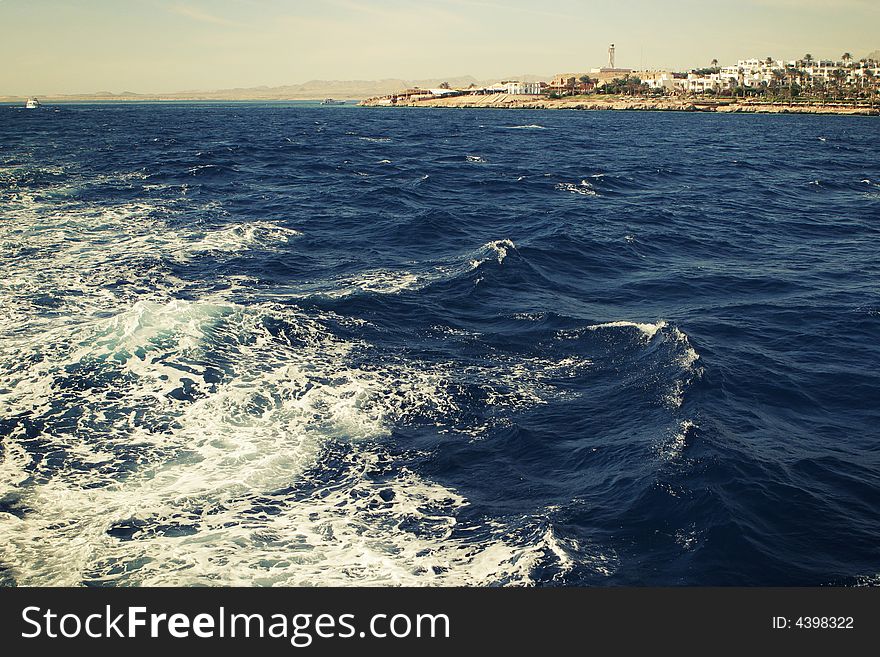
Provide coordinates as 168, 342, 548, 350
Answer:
25, 97, 41, 109
320, 98, 346, 106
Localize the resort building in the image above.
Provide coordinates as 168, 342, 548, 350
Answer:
499, 80, 542, 95
548, 73, 596, 94
633, 70, 676, 92
549, 73, 580, 93
676, 72, 735, 93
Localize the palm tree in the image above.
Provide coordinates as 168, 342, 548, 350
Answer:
770, 69, 786, 99
830, 69, 847, 100
842, 52, 852, 66
711, 58, 718, 69
782, 63, 794, 100
814, 78, 828, 103
804, 73, 815, 96
865, 69, 875, 108
578, 75, 593, 94
800, 55, 815, 97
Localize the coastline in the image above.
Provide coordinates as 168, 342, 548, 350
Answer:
359, 93, 880, 116
0, 96, 361, 104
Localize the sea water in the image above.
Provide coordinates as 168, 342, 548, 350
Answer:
0, 102, 878, 586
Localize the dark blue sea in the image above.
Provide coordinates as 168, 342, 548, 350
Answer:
1, 102, 878, 586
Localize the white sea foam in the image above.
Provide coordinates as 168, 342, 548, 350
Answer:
0, 186, 595, 585
658, 420, 697, 461
187, 221, 302, 254
506, 124, 546, 130
670, 326, 700, 369
0, 174, 628, 586
299, 269, 423, 299
0, 198, 189, 339
470, 239, 515, 267
0, 294, 606, 585
555, 180, 598, 196
187, 164, 227, 176
587, 320, 668, 340
288, 239, 518, 301
466, 155, 487, 163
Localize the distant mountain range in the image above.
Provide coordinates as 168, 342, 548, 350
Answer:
0, 75, 550, 102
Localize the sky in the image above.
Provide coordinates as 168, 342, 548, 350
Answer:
1, 0, 878, 95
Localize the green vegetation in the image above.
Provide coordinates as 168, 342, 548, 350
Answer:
597, 76, 649, 96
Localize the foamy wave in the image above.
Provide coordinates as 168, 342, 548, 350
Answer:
556, 180, 598, 196
286, 239, 518, 300
471, 239, 516, 268
187, 164, 228, 176
670, 326, 700, 369
0, 199, 189, 339
567, 320, 701, 409
658, 420, 697, 461
506, 124, 546, 130
0, 294, 606, 585
587, 320, 668, 340
302, 269, 423, 299
187, 221, 302, 254
0, 453, 608, 585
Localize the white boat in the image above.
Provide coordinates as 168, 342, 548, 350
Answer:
321, 98, 346, 106
25, 98, 41, 109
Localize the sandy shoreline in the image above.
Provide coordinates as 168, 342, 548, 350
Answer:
360, 93, 879, 116
0, 96, 360, 104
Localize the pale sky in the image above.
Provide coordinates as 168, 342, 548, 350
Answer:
1, 0, 878, 95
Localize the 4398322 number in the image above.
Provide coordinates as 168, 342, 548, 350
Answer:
795, 617, 854, 629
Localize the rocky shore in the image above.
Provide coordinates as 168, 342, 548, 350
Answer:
359, 93, 879, 116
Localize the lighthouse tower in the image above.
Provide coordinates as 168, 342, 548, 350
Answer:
594, 41, 630, 80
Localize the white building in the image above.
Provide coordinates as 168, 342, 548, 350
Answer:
499, 80, 542, 95
634, 70, 676, 91
675, 56, 879, 94
676, 73, 735, 93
